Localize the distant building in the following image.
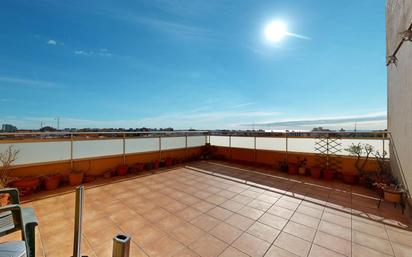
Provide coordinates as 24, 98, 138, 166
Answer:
1, 124, 17, 132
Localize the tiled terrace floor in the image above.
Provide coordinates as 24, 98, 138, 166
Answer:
1, 161, 412, 257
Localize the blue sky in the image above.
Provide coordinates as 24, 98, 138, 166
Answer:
0, 0, 387, 130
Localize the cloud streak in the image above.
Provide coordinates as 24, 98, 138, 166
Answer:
0, 76, 58, 89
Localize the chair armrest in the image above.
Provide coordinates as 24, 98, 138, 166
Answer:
22, 208, 38, 227
0, 188, 20, 204
0, 204, 21, 213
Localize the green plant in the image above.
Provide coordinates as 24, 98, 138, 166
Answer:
0, 145, 19, 188
345, 143, 374, 175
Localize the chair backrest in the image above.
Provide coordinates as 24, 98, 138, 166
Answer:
0, 211, 16, 235
0, 241, 27, 257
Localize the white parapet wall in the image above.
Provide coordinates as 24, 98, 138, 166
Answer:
387, 0, 412, 198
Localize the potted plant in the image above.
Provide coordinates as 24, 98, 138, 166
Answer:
345, 143, 374, 185
116, 165, 128, 176
383, 184, 404, 203
288, 162, 298, 175
145, 162, 154, 170
165, 157, 173, 167
103, 169, 113, 179
323, 168, 335, 180
310, 166, 322, 179
0, 146, 19, 204
69, 169, 84, 186
43, 173, 61, 190
12, 177, 40, 196
298, 158, 307, 175
279, 159, 288, 172
153, 160, 160, 169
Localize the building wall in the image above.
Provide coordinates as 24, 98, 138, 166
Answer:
386, 1, 412, 199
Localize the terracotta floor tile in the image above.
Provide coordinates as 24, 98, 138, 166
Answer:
284, 221, 316, 242
189, 234, 228, 257
157, 214, 184, 232
386, 226, 412, 246
131, 223, 167, 246
232, 233, 270, 257
264, 245, 299, 257
246, 221, 280, 243
171, 247, 201, 257
141, 235, 184, 257
290, 212, 320, 229
318, 220, 351, 241
219, 246, 249, 257
296, 204, 323, 219
314, 231, 351, 256
217, 190, 238, 199
352, 230, 393, 256
220, 200, 245, 212
321, 212, 351, 228
352, 219, 388, 240
207, 206, 234, 221
191, 214, 221, 231
352, 243, 393, 257
176, 207, 203, 222
117, 215, 148, 235
226, 213, 255, 231
231, 194, 254, 205
256, 194, 279, 204
193, 200, 216, 213
258, 213, 288, 230
308, 244, 346, 257
267, 205, 294, 219
237, 205, 264, 220
205, 194, 228, 205
141, 207, 171, 222
209, 222, 242, 244
170, 222, 205, 246
247, 199, 272, 212
274, 232, 311, 257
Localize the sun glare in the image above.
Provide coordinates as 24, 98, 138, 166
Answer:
264, 21, 288, 43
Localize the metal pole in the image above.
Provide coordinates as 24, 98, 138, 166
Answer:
254, 136, 257, 163
382, 132, 386, 158
159, 136, 162, 160
122, 133, 126, 165
285, 133, 289, 161
73, 186, 84, 257
229, 135, 232, 160
185, 134, 188, 160
70, 134, 74, 169
112, 234, 131, 257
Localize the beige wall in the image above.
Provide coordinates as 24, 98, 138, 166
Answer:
386, 1, 412, 197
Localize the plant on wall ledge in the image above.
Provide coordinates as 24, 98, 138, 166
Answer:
345, 143, 374, 176
0, 145, 19, 188
0, 146, 19, 205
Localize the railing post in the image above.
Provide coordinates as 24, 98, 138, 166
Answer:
122, 133, 126, 165
70, 133, 74, 169
159, 136, 162, 161
112, 234, 130, 257
285, 133, 288, 161
185, 133, 188, 160
254, 136, 257, 164
73, 186, 84, 257
382, 132, 386, 158
229, 135, 232, 160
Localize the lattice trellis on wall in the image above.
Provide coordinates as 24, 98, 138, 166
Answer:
314, 135, 342, 172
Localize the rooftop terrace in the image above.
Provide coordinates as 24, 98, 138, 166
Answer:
1, 160, 411, 257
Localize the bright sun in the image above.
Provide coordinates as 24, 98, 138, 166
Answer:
264, 21, 288, 43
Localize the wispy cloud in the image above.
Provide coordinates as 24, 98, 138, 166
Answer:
287, 32, 311, 41
74, 48, 112, 57
243, 112, 387, 131
0, 76, 58, 89
47, 39, 57, 45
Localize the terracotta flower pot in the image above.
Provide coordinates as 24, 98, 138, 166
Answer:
342, 174, 358, 184
0, 193, 10, 206
153, 160, 160, 169
12, 177, 40, 196
69, 172, 84, 186
310, 167, 322, 179
288, 163, 298, 175
383, 187, 403, 203
116, 165, 128, 176
323, 169, 334, 180
298, 167, 306, 175
165, 158, 173, 167
43, 175, 61, 191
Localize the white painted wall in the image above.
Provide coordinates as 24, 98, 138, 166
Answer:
386, 0, 412, 196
